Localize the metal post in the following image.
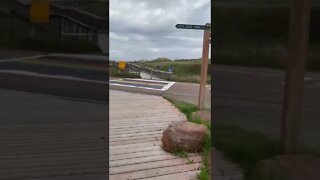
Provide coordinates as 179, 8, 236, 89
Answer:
198, 25, 210, 110
281, 0, 311, 154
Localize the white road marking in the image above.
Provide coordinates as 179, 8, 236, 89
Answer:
110, 79, 175, 92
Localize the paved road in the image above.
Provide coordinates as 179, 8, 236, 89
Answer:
110, 77, 212, 109
165, 82, 211, 110
212, 65, 320, 149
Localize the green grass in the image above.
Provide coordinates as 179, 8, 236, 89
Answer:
163, 96, 198, 121
163, 98, 280, 179
172, 150, 195, 164
198, 134, 212, 180
163, 97, 212, 179
135, 58, 211, 83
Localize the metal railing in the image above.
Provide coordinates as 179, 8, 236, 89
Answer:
128, 63, 172, 80
110, 61, 172, 80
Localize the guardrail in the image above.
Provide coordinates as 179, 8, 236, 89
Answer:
128, 63, 172, 80
110, 61, 172, 80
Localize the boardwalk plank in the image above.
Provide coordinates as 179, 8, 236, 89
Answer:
109, 90, 201, 179
109, 163, 201, 180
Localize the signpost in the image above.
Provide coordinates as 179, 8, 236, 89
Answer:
30, 0, 50, 24
176, 23, 211, 110
281, 0, 311, 154
176, 24, 211, 30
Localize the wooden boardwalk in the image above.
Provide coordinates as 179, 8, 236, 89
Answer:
109, 90, 202, 180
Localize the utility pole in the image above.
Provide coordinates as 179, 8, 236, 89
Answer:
281, 0, 311, 154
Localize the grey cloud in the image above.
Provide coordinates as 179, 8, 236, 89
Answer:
110, 0, 210, 61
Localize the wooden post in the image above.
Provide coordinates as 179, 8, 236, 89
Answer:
281, 0, 311, 154
198, 26, 210, 110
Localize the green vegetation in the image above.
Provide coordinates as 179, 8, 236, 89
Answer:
172, 150, 194, 164
163, 97, 320, 179
198, 135, 211, 180
135, 58, 211, 83
164, 97, 210, 126
109, 66, 140, 78
163, 97, 211, 180
163, 96, 198, 121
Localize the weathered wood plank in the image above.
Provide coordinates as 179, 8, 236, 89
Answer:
109, 163, 201, 180
141, 171, 200, 180
109, 90, 202, 179
110, 156, 202, 175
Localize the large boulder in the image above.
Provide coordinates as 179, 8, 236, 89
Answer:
191, 111, 211, 123
162, 121, 209, 152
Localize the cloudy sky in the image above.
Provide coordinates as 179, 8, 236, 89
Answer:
110, 0, 211, 61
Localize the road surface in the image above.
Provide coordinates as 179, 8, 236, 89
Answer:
212, 65, 320, 149
165, 82, 211, 110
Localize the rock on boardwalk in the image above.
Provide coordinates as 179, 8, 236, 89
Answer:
162, 121, 209, 152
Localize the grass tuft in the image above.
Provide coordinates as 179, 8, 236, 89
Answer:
163, 96, 198, 121
164, 96, 212, 179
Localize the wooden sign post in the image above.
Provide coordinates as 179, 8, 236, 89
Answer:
176, 23, 211, 110
281, 0, 311, 154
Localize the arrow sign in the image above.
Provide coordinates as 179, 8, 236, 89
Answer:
176, 24, 210, 30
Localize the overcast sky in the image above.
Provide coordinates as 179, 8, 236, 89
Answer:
110, 0, 211, 61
